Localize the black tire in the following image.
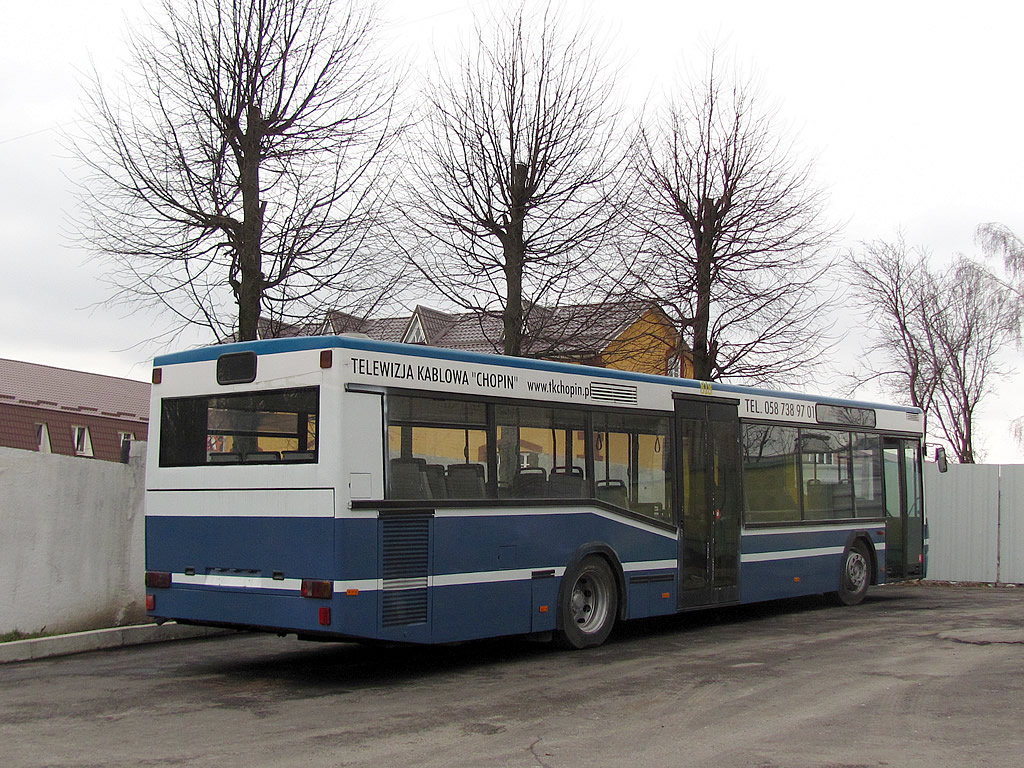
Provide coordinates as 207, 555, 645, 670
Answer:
831, 540, 871, 606
555, 556, 618, 649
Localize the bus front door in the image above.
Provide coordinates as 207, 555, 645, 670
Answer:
675, 398, 741, 609
883, 437, 925, 579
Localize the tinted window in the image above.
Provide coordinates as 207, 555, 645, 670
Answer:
742, 424, 800, 523
387, 395, 490, 499
496, 405, 588, 500
159, 387, 318, 467
593, 412, 671, 523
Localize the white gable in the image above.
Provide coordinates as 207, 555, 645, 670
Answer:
403, 315, 427, 344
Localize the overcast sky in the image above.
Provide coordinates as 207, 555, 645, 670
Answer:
2, 0, 1022, 459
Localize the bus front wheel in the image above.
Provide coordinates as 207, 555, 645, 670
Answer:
830, 540, 871, 606
555, 556, 618, 649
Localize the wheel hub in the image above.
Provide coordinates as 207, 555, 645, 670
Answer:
846, 552, 868, 591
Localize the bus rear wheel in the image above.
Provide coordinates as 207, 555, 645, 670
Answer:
556, 556, 618, 649
831, 540, 871, 606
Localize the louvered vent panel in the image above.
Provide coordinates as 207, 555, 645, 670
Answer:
381, 513, 430, 627
590, 381, 638, 404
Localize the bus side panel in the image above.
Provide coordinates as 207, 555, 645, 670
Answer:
432, 511, 676, 577
428, 509, 677, 642
739, 554, 839, 603
431, 582, 533, 643
626, 575, 677, 619
334, 517, 379, 586
738, 526, 885, 604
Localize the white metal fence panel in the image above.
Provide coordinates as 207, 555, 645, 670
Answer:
997, 465, 1024, 584
924, 463, 1000, 582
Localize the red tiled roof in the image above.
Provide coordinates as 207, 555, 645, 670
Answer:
0, 358, 150, 423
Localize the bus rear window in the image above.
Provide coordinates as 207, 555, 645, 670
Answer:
159, 387, 318, 467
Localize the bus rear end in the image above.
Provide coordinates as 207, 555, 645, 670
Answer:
144, 344, 361, 639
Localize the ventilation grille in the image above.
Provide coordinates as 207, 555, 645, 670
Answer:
381, 513, 430, 627
590, 381, 638, 404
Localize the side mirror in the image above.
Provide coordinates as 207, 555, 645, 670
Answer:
935, 446, 948, 473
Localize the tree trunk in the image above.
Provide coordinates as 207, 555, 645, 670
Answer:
691, 197, 717, 380
502, 161, 530, 356
237, 105, 264, 342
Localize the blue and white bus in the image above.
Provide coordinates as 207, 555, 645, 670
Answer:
145, 335, 926, 649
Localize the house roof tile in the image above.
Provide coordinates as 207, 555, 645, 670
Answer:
0, 358, 150, 423
257, 301, 684, 361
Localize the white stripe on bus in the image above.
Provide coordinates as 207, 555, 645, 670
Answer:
742, 523, 886, 536
172, 573, 303, 590
165, 559, 679, 594
741, 546, 845, 563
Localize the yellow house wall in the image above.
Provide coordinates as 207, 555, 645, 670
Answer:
601, 309, 692, 378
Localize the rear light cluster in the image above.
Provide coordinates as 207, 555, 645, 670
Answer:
145, 571, 171, 613
146, 571, 172, 589
301, 579, 333, 599
301, 580, 333, 626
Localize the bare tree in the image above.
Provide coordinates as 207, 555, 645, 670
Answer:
71, 0, 403, 343
929, 257, 1019, 462
848, 235, 1020, 463
398, 3, 628, 356
845, 236, 940, 416
625, 56, 835, 384
976, 222, 1024, 448
977, 222, 1024, 287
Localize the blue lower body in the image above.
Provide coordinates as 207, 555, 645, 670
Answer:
146, 511, 888, 644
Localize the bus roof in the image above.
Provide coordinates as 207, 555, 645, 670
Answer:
154, 334, 922, 417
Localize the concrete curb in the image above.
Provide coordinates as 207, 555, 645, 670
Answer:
0, 623, 233, 664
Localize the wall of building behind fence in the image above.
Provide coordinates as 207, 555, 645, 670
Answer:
924, 462, 1024, 584
0, 444, 148, 636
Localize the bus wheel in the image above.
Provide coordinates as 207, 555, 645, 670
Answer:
831, 541, 871, 606
556, 556, 618, 649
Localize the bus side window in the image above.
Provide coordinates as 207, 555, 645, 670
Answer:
591, 413, 670, 521
386, 395, 490, 500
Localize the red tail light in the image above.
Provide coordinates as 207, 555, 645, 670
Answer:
319, 607, 332, 626
146, 571, 172, 589
301, 580, 333, 599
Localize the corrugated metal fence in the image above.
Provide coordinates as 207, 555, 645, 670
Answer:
924, 463, 1024, 584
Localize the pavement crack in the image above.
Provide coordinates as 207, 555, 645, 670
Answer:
528, 737, 555, 768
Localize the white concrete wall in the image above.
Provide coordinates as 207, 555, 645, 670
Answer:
925, 462, 1024, 584
0, 444, 147, 635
